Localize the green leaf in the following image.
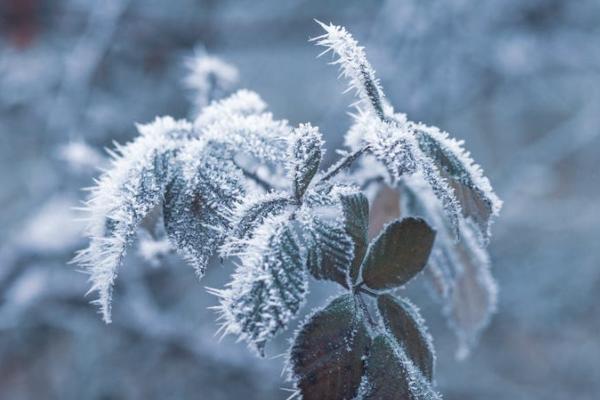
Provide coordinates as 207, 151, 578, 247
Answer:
362, 335, 441, 400
378, 294, 435, 381
306, 217, 354, 288
361, 217, 435, 290
340, 192, 369, 284
290, 294, 370, 400
291, 124, 323, 200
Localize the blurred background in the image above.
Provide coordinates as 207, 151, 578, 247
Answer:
0, 0, 598, 399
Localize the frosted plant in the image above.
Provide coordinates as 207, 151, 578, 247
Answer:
77, 21, 502, 399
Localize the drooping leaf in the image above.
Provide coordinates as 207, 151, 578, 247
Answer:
401, 178, 498, 359
378, 294, 435, 381
361, 335, 441, 400
213, 214, 308, 356
290, 294, 370, 400
445, 221, 497, 360
414, 123, 502, 242
74, 117, 191, 323
362, 217, 436, 290
349, 112, 418, 183
164, 145, 243, 277
289, 123, 323, 201
340, 191, 369, 283
305, 216, 354, 288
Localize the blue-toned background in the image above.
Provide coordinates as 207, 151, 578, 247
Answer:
1, 1, 598, 399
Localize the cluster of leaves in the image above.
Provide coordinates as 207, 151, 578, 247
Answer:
288, 196, 440, 400
76, 21, 501, 398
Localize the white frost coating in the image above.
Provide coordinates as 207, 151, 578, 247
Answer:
317, 21, 501, 240
348, 109, 463, 232
287, 123, 324, 195
396, 297, 437, 372
74, 116, 191, 323
135, 115, 192, 137
387, 336, 442, 400
200, 112, 291, 163
210, 213, 308, 355
219, 190, 290, 257
412, 121, 503, 240
183, 48, 239, 113
312, 21, 386, 117
194, 89, 266, 129
352, 110, 418, 181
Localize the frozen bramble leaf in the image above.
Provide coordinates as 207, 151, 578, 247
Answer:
361, 218, 436, 291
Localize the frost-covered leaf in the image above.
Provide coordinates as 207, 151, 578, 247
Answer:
445, 222, 497, 360
74, 116, 192, 323
304, 216, 354, 288
289, 123, 323, 201
289, 294, 370, 400
361, 335, 441, 400
378, 294, 435, 381
402, 178, 497, 359
313, 21, 386, 118
194, 89, 266, 129
339, 191, 369, 283
196, 92, 290, 165
414, 123, 502, 242
362, 217, 436, 291
213, 214, 307, 356
352, 112, 418, 181
220, 191, 291, 256
163, 145, 243, 276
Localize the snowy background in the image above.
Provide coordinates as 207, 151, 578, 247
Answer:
0, 0, 599, 399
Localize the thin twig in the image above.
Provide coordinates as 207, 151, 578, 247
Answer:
318, 144, 371, 184
234, 161, 273, 191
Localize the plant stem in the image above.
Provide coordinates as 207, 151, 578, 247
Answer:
356, 292, 378, 330
318, 144, 370, 184
234, 161, 273, 191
